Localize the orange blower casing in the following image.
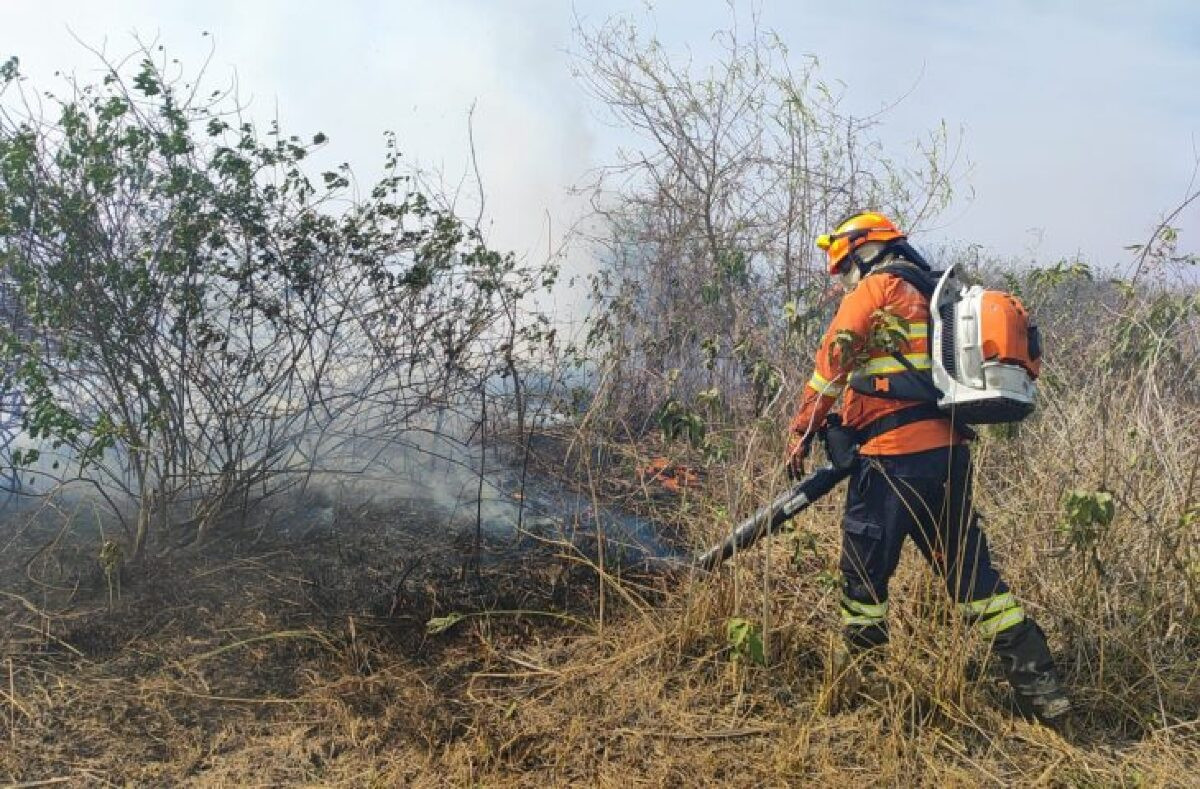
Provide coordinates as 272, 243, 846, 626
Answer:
979, 291, 1041, 378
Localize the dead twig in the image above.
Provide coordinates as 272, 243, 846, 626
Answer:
612, 726, 779, 740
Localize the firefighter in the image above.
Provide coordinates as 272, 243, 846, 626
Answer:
787, 211, 1070, 722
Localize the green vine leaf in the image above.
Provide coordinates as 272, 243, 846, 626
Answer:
726, 617, 766, 666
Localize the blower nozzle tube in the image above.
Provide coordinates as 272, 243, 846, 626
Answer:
695, 465, 851, 572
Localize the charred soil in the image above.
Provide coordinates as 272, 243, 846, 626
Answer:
0, 439, 1196, 786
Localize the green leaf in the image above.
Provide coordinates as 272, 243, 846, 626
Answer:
725, 617, 766, 666
1058, 489, 1116, 550
426, 612, 465, 635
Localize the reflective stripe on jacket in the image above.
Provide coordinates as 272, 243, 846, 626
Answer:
788, 262, 962, 456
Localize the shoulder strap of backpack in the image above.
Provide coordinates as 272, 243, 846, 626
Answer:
865, 261, 952, 409
870, 263, 940, 298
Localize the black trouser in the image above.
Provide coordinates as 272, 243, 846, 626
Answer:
838, 445, 1024, 650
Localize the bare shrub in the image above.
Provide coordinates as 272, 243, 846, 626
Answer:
572, 9, 962, 437
0, 45, 555, 557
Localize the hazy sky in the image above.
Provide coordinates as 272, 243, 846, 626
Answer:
3, 1, 1198, 283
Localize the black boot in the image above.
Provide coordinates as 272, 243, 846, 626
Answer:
844, 621, 889, 653
822, 630, 887, 714
991, 619, 1071, 723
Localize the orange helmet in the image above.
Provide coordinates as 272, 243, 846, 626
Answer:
816, 211, 906, 275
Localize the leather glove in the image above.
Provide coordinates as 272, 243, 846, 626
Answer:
785, 433, 812, 481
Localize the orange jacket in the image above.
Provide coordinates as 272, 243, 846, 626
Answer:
788, 267, 962, 456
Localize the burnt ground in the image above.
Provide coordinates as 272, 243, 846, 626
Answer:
0, 472, 683, 786
2, 440, 1196, 786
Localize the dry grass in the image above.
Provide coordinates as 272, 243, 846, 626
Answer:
0, 350, 1198, 786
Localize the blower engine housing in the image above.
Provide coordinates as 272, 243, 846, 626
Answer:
930, 265, 1041, 424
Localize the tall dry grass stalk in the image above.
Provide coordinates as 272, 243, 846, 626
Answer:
462, 280, 1197, 785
